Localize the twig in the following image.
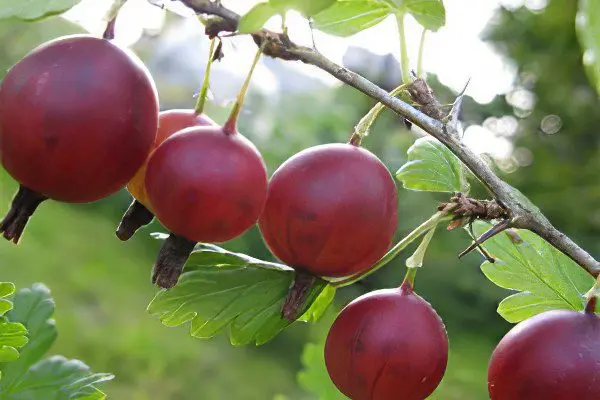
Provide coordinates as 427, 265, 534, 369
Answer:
176, 0, 600, 278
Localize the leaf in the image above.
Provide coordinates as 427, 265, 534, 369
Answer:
238, 2, 278, 34
1, 284, 57, 391
2, 355, 113, 399
270, 0, 337, 16
0, 0, 82, 21
0, 320, 28, 363
396, 137, 469, 193
0, 283, 26, 366
0, 283, 15, 299
147, 246, 332, 346
474, 222, 595, 323
577, 0, 600, 96
388, 0, 446, 31
0, 346, 21, 364
297, 343, 348, 399
313, 0, 393, 37
298, 285, 336, 323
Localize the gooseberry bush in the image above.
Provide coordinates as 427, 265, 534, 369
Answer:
1, 0, 600, 399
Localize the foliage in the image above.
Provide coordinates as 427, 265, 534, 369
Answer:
0, 284, 113, 399
0, 0, 81, 21
577, 0, 600, 95
0, 283, 27, 365
148, 244, 335, 346
313, 0, 445, 37
473, 222, 594, 323
239, 0, 445, 35
396, 137, 470, 193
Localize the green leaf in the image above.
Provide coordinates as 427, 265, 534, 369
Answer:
2, 355, 113, 399
0, 319, 28, 364
297, 343, 347, 399
0, 282, 27, 368
577, 0, 600, 95
238, 2, 278, 34
147, 246, 331, 346
388, 0, 446, 31
0, 283, 16, 317
474, 222, 595, 323
0, 283, 15, 299
313, 0, 393, 37
0, 299, 13, 317
0, 0, 82, 21
299, 285, 336, 323
396, 137, 469, 193
1, 284, 57, 391
0, 346, 21, 363
270, 0, 337, 16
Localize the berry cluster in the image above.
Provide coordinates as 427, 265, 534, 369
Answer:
1, 35, 598, 400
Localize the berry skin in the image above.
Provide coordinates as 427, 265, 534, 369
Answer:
0, 34, 158, 203
488, 307, 600, 400
127, 109, 215, 209
258, 143, 398, 277
325, 284, 448, 400
144, 126, 268, 243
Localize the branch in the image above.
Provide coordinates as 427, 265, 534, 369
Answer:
176, 0, 600, 278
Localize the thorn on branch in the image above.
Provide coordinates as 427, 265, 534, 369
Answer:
459, 219, 511, 260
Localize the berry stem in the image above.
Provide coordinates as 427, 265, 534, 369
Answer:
102, 0, 127, 40
400, 267, 417, 293
115, 199, 154, 241
222, 43, 265, 135
0, 185, 47, 244
152, 233, 197, 289
350, 83, 408, 145
194, 38, 217, 116
333, 211, 450, 288
396, 13, 411, 84
405, 225, 437, 268
417, 27, 427, 78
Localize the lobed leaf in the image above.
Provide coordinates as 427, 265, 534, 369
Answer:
388, 0, 446, 31
1, 283, 58, 390
0, 0, 82, 21
474, 222, 595, 323
270, 0, 337, 16
148, 245, 336, 346
312, 0, 393, 37
0, 283, 26, 367
577, 0, 600, 96
396, 137, 469, 193
238, 2, 279, 34
0, 285, 112, 398
2, 356, 113, 399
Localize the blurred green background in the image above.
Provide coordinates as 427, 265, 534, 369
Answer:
1, 0, 599, 398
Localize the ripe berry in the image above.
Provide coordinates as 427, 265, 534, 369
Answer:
146, 126, 267, 243
325, 282, 448, 400
116, 109, 215, 241
127, 109, 215, 209
144, 125, 268, 287
143, 45, 268, 289
488, 298, 600, 400
0, 34, 158, 242
258, 143, 398, 277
